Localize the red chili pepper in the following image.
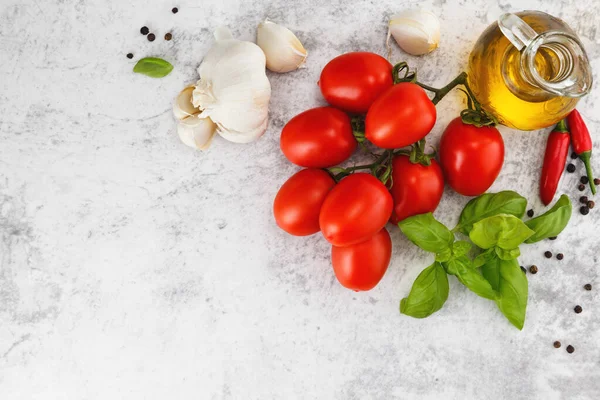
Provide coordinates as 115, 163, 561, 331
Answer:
567, 110, 596, 194
540, 120, 570, 206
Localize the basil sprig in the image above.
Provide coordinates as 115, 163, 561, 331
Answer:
398, 192, 571, 330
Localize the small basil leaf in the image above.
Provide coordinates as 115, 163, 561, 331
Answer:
435, 247, 452, 262
133, 57, 174, 78
495, 258, 528, 330
473, 248, 495, 268
455, 191, 527, 234
481, 254, 501, 291
400, 262, 449, 319
445, 256, 497, 300
399, 213, 453, 253
452, 241, 472, 257
469, 214, 534, 250
495, 246, 520, 260
525, 195, 572, 244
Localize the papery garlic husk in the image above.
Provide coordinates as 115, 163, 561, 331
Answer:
173, 85, 199, 120
192, 27, 271, 143
257, 19, 307, 73
388, 9, 440, 56
177, 115, 217, 150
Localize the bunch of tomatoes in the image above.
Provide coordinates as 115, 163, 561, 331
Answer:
273, 52, 505, 291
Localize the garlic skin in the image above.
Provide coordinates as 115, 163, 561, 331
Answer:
173, 85, 199, 120
257, 19, 307, 73
192, 27, 271, 143
388, 9, 440, 56
177, 115, 217, 150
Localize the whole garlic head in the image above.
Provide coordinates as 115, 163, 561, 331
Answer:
192, 27, 271, 143
257, 19, 307, 73
388, 9, 440, 56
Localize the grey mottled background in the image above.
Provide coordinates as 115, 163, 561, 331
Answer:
1, 0, 600, 399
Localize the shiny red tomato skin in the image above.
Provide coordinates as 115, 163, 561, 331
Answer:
439, 117, 505, 196
365, 83, 436, 149
273, 169, 336, 236
389, 155, 444, 224
319, 52, 393, 114
280, 107, 357, 168
319, 173, 393, 247
331, 228, 392, 291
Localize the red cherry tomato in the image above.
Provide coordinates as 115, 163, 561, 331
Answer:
331, 228, 392, 291
273, 169, 336, 236
439, 117, 505, 196
280, 107, 357, 168
365, 83, 436, 149
389, 155, 444, 224
319, 173, 393, 247
319, 52, 393, 114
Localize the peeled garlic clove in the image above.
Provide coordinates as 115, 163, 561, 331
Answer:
217, 117, 268, 144
173, 85, 199, 120
388, 9, 440, 56
257, 19, 307, 73
177, 115, 217, 150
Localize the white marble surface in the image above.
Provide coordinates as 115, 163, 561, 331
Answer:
1, 0, 600, 398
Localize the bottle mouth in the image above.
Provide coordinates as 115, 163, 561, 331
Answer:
521, 31, 593, 98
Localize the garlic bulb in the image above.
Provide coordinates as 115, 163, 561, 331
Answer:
173, 85, 199, 120
177, 115, 217, 150
257, 19, 307, 73
388, 9, 440, 56
192, 27, 271, 143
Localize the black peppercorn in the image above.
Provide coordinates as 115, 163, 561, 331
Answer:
147, 33, 156, 42
529, 265, 538, 274
164, 32, 172, 41
544, 251, 552, 258
172, 7, 178, 13
567, 163, 576, 173
581, 176, 589, 184
549, 236, 557, 240
588, 201, 595, 209
554, 341, 561, 348
527, 209, 534, 217
566, 345, 575, 353
584, 284, 592, 291
580, 196, 589, 204
594, 178, 600, 186
141, 26, 149, 35
580, 206, 590, 215
574, 305, 582, 313
578, 184, 585, 191
556, 253, 564, 260
571, 152, 578, 159
520, 266, 526, 274
126, 53, 133, 59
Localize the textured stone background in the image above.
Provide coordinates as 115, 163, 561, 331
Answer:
1, 0, 599, 399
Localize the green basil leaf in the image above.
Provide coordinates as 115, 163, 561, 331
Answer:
455, 191, 527, 234
469, 214, 534, 250
481, 253, 502, 291
524, 195, 572, 244
495, 258, 528, 330
495, 246, 520, 260
399, 213, 453, 253
473, 248, 495, 268
452, 241, 472, 257
133, 57, 174, 78
400, 262, 449, 319
435, 247, 452, 262
445, 256, 497, 300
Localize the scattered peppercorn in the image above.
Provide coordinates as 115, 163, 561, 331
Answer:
172, 7, 179, 13
141, 26, 149, 35
566, 345, 575, 353
164, 32, 172, 41
549, 236, 557, 240
595, 178, 600, 186
588, 201, 595, 209
126, 53, 133, 59
147, 33, 156, 42
580, 206, 590, 215
581, 176, 589, 184
529, 265, 538, 274
544, 251, 552, 258
520, 266, 526, 274
554, 341, 561, 348
567, 163, 576, 173
574, 305, 582, 313
571, 152, 578, 159
580, 196, 589, 204
578, 184, 586, 191
584, 284, 592, 291
556, 253, 564, 260
527, 209, 534, 217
